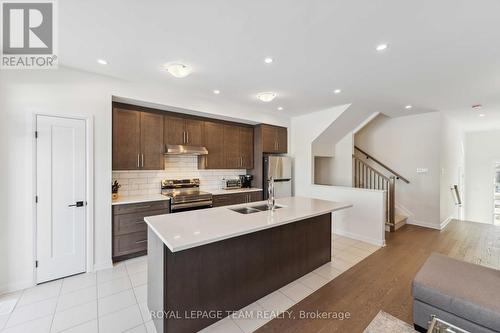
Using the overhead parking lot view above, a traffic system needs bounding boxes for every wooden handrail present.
[354,146,410,184]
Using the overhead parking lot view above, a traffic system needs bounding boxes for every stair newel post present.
[388,176,396,232]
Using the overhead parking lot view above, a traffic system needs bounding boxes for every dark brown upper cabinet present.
[223,124,241,169]
[164,116,203,146]
[239,126,254,169]
[222,124,254,169]
[113,107,141,170]
[164,116,185,145]
[140,112,164,170]
[199,121,224,169]
[259,124,287,154]
[185,119,204,146]
[113,107,164,170]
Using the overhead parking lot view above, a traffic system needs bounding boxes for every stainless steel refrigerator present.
[263,155,293,199]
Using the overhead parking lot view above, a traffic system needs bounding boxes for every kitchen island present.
[145,196,351,333]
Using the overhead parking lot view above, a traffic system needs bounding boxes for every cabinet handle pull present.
[141,154,144,167]
[135,239,147,244]
[137,154,140,168]
[186,131,189,143]
[240,156,243,167]
[183,131,186,144]
[135,220,144,224]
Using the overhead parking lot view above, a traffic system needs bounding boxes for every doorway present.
[35,115,88,283]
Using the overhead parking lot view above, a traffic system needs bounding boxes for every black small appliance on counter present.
[239,174,253,188]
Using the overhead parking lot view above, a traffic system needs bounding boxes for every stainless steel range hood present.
[164,144,208,155]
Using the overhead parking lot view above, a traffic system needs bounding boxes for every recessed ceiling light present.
[97,59,107,65]
[376,43,388,52]
[405,105,413,109]
[277,106,283,111]
[163,63,192,78]
[257,92,277,102]
[334,89,341,94]
[213,90,220,94]
[479,113,485,117]
[264,57,273,64]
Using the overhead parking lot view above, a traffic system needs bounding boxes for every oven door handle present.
[171,200,213,211]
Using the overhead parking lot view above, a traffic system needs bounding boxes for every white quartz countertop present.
[209,188,262,195]
[112,194,170,205]
[145,196,352,252]
[112,189,262,205]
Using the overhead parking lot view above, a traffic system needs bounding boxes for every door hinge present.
[35,131,38,139]
[35,260,38,268]
[35,195,38,203]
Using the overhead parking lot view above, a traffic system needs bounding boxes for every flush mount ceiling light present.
[97,59,107,65]
[277,106,283,111]
[376,43,388,52]
[333,89,341,94]
[405,105,413,109]
[213,90,220,94]
[264,57,273,64]
[257,92,277,102]
[472,104,482,110]
[163,63,192,78]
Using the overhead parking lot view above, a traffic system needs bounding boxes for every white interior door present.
[36,115,86,283]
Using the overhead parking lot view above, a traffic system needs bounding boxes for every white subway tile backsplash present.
[113,156,246,196]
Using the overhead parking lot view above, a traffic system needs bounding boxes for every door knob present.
[68,201,85,207]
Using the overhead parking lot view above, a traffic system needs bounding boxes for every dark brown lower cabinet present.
[148,213,332,333]
[212,191,262,207]
[112,200,170,262]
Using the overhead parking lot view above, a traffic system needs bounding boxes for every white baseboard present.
[439,215,454,230]
[333,230,385,247]
[0,280,34,296]
[407,220,441,230]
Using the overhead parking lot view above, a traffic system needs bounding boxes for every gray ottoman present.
[412,253,500,333]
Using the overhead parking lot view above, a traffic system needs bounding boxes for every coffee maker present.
[239,174,253,188]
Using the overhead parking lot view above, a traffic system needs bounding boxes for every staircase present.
[394,214,408,230]
[353,146,410,232]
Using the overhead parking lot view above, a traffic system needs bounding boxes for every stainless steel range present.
[161,178,212,212]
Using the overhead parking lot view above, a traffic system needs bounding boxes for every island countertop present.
[145,196,352,252]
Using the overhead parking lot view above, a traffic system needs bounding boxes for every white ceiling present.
[60,0,500,127]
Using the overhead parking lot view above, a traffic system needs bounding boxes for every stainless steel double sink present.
[230,204,283,214]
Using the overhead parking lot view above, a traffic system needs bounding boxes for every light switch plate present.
[416,168,428,174]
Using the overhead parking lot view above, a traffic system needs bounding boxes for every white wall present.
[465,130,500,223]
[0,67,289,293]
[313,133,353,186]
[331,133,354,186]
[291,105,386,246]
[354,112,442,228]
[439,114,465,224]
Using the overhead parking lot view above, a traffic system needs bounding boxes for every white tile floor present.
[0,235,380,333]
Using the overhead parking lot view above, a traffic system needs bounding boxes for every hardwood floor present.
[256,220,500,333]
